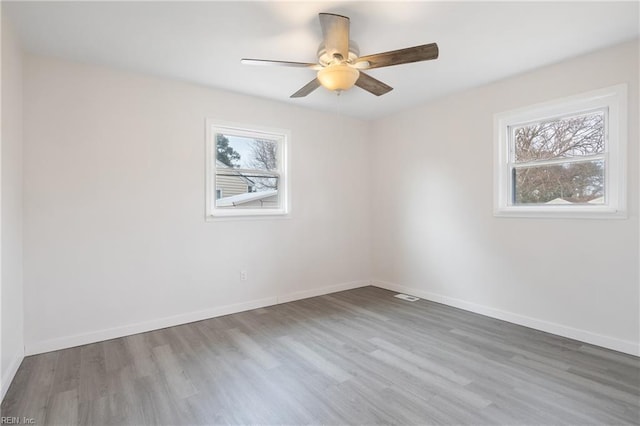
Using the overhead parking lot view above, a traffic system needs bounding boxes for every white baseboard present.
[26,296,278,355]
[25,280,371,356]
[25,279,637,357]
[373,280,639,357]
[1,349,24,401]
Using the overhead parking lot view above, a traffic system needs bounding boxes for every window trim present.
[493,84,627,219]
[205,119,290,220]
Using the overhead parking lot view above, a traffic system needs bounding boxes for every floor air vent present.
[394,294,420,302]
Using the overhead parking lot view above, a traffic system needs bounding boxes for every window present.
[206,120,290,218]
[494,84,627,218]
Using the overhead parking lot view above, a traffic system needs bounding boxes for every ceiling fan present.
[241,13,439,98]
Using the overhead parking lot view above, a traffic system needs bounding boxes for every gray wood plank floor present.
[2,286,639,425]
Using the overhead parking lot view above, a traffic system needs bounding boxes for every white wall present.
[22,55,371,354]
[1,15,25,398]
[17,40,640,358]
[371,40,639,355]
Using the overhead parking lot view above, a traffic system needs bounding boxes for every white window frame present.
[494,84,627,219]
[206,119,290,220]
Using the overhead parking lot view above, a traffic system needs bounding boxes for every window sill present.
[206,211,291,222]
[494,206,627,219]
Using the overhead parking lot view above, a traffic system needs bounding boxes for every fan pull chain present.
[335,90,345,143]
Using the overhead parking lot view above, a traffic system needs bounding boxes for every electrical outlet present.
[240,270,248,281]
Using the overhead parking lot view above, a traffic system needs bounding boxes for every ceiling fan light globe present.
[317,64,360,92]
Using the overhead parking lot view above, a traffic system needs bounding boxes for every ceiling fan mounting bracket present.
[317,41,359,66]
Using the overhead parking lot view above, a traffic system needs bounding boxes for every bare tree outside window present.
[250,139,277,170]
[512,111,605,204]
[249,139,278,190]
[514,113,604,161]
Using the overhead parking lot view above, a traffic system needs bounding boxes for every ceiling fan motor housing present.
[317,41,360,66]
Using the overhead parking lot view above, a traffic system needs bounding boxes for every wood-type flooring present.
[2,286,639,425]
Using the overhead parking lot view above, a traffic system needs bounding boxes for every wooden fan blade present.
[319,13,350,61]
[241,59,321,69]
[290,78,321,98]
[355,72,393,96]
[355,43,439,70]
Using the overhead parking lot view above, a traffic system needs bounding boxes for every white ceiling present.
[5,1,639,120]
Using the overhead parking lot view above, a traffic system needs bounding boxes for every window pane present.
[513,160,604,205]
[216,133,278,171]
[215,172,279,209]
[513,111,605,162]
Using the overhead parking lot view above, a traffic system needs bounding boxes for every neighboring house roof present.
[545,197,605,204]
[216,190,278,207]
[545,198,572,204]
[216,160,254,185]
